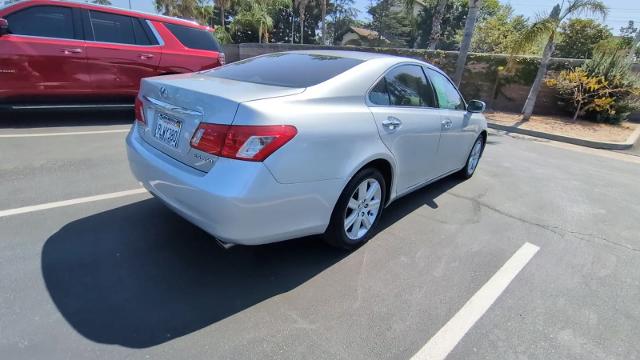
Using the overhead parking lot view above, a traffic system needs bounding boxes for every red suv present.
[0,0,224,110]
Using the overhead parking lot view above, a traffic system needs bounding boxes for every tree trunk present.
[629,28,640,61]
[321,0,327,45]
[300,12,305,44]
[428,0,447,50]
[291,9,294,44]
[452,0,481,86]
[219,3,224,28]
[572,101,582,122]
[258,23,262,44]
[522,37,555,121]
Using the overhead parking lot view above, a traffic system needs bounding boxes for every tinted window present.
[6,6,75,39]
[206,53,364,88]
[165,23,220,51]
[369,78,390,105]
[384,65,436,107]
[89,11,150,45]
[426,68,465,110]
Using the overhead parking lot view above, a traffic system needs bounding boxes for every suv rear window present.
[205,53,364,88]
[165,23,220,51]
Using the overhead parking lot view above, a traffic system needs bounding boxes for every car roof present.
[2,0,209,30]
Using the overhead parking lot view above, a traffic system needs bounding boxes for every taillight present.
[218,53,226,66]
[134,96,145,125]
[190,124,297,162]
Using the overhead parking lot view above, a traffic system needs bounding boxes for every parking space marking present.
[0,129,130,138]
[410,242,540,360]
[0,188,147,218]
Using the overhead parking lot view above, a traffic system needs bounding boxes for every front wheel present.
[458,135,484,179]
[324,168,386,250]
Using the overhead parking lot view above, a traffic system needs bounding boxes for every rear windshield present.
[165,23,221,52]
[205,53,364,88]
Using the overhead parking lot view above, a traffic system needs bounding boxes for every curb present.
[488,122,640,150]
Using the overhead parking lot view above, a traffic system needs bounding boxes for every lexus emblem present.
[159,86,168,98]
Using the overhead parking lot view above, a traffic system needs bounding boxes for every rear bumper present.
[126,125,342,245]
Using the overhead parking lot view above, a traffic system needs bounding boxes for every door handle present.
[441,119,453,129]
[139,53,154,60]
[382,116,402,131]
[61,48,83,54]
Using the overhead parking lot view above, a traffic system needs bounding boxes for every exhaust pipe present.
[216,238,235,250]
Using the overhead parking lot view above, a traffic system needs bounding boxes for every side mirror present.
[0,18,8,36]
[467,100,486,113]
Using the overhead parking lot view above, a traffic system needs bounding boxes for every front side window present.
[426,68,465,110]
[89,10,150,45]
[6,6,75,39]
[384,65,436,107]
[165,23,221,52]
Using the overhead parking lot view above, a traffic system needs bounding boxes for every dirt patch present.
[486,111,637,143]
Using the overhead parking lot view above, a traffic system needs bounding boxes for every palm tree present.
[452,0,482,86]
[428,0,447,50]
[295,0,310,44]
[232,0,290,43]
[217,0,233,28]
[513,0,608,121]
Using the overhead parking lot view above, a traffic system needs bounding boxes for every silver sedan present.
[126,50,487,249]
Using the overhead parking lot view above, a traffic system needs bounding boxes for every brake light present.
[135,96,145,125]
[190,124,297,162]
[218,53,226,66]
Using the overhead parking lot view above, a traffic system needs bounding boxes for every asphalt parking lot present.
[1,111,640,360]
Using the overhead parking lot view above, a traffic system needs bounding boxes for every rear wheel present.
[324,168,386,250]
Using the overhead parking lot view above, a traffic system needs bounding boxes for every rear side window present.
[426,68,465,110]
[88,10,152,45]
[206,53,363,88]
[383,65,436,107]
[165,23,220,51]
[6,5,75,39]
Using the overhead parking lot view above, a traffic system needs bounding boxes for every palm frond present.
[510,16,558,55]
[561,0,608,20]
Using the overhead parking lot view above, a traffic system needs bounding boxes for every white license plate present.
[154,113,182,148]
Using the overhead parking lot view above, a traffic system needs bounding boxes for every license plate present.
[154,113,182,148]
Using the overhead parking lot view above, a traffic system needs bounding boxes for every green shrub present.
[546,39,640,124]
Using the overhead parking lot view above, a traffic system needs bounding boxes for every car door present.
[368,64,442,194]
[0,5,88,103]
[83,9,161,99]
[425,68,474,175]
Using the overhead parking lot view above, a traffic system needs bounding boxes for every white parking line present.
[410,242,540,360]
[0,129,130,138]
[0,188,148,218]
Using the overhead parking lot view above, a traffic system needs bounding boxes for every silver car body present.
[126,50,487,245]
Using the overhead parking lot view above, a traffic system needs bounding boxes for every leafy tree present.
[294,0,310,44]
[554,19,611,59]
[511,0,608,121]
[368,0,415,48]
[452,0,482,86]
[619,21,640,61]
[326,0,359,45]
[471,5,531,54]
[428,0,447,49]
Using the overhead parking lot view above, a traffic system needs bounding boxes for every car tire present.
[458,135,485,180]
[324,168,387,250]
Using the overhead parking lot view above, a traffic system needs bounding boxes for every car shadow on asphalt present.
[0,110,133,129]
[41,176,465,349]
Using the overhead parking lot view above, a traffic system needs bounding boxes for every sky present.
[98,0,639,35]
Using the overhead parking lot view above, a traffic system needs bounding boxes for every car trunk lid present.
[138,73,304,172]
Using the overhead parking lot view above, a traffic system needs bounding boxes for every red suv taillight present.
[190,124,297,162]
[218,53,226,66]
[134,96,146,125]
